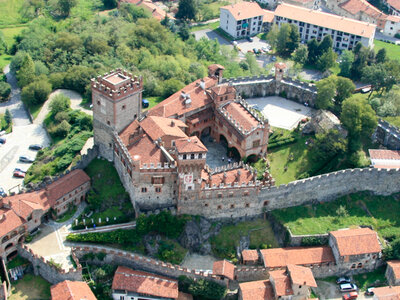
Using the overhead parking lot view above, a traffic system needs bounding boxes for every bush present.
[21,78,52,105]
[301,236,328,246]
[179,276,226,300]
[54,120,71,137]
[0,82,11,101]
[55,111,70,123]
[50,94,71,115]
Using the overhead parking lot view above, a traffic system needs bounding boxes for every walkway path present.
[70,221,136,234]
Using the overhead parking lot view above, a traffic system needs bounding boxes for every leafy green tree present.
[315,76,336,109]
[339,50,354,78]
[50,94,70,115]
[318,35,332,54]
[361,64,396,95]
[292,44,308,66]
[266,24,279,50]
[21,78,52,105]
[162,78,185,98]
[176,0,197,21]
[286,24,300,55]
[376,48,387,64]
[55,120,71,137]
[341,94,377,151]
[0,32,7,55]
[0,82,11,101]
[119,3,150,22]
[276,24,299,56]
[307,38,319,65]
[34,61,49,76]
[335,76,355,105]
[4,109,12,126]
[317,48,337,72]
[56,0,77,17]
[311,129,347,161]
[350,46,370,80]
[102,0,117,9]
[384,238,400,260]
[17,54,35,88]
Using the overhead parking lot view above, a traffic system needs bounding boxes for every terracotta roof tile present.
[208,64,225,75]
[269,270,294,296]
[5,191,49,220]
[373,286,400,300]
[369,149,400,160]
[260,246,335,268]
[210,85,236,96]
[149,77,217,118]
[287,264,317,287]
[222,102,260,132]
[201,168,255,187]
[239,279,274,300]
[51,280,97,300]
[373,165,400,169]
[242,249,259,263]
[127,134,167,166]
[330,228,381,256]
[140,116,188,142]
[387,0,400,11]
[386,14,400,22]
[339,0,385,19]
[0,208,24,237]
[221,2,265,20]
[213,260,236,280]
[275,3,376,38]
[112,266,179,299]
[175,136,207,153]
[387,261,400,280]
[263,9,275,23]
[178,292,193,300]
[46,170,90,204]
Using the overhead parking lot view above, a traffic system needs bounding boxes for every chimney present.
[200,79,206,90]
[171,120,175,127]
[223,171,228,184]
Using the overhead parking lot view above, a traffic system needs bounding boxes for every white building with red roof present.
[369,149,400,169]
[384,0,400,16]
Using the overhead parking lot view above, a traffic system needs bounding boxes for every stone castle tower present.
[91,69,143,160]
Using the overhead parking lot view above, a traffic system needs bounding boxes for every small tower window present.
[198,153,202,159]
[122,105,126,110]
[183,154,187,160]
[141,187,147,193]
[97,100,100,105]
[107,121,111,125]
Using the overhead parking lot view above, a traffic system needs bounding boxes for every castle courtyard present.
[246,96,314,130]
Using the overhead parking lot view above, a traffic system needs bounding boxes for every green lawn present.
[211,218,278,261]
[353,267,387,291]
[0,26,27,70]
[9,274,51,300]
[374,40,400,62]
[144,96,164,110]
[0,0,26,27]
[271,192,400,240]
[190,21,220,32]
[7,255,29,269]
[384,116,400,128]
[56,206,77,223]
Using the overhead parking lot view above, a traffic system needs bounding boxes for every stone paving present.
[181,253,216,271]
[202,137,240,169]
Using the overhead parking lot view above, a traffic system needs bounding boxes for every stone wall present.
[287,230,329,247]
[374,119,400,150]
[17,245,82,284]
[72,146,98,170]
[235,266,269,282]
[72,245,225,285]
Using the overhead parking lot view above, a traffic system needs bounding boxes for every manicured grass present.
[384,116,400,128]
[9,274,51,300]
[27,102,43,120]
[211,218,278,261]
[56,206,77,223]
[70,0,103,20]
[190,21,220,32]
[144,96,164,109]
[271,192,400,240]
[1,26,27,46]
[214,27,234,41]
[0,0,26,27]
[353,266,387,291]
[7,255,29,269]
[0,54,12,70]
[374,40,400,62]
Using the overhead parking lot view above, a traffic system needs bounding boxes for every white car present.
[340,283,358,292]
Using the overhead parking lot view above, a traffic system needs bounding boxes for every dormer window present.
[183,154,187,160]
[198,153,202,159]
[190,154,195,159]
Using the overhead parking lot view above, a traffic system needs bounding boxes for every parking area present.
[315,280,369,300]
[235,36,270,54]
[246,96,314,130]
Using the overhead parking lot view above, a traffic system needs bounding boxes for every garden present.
[9,274,51,300]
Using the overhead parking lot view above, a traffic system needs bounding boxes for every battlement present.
[237,97,267,124]
[140,162,176,170]
[91,68,143,101]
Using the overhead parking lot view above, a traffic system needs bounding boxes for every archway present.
[18,236,24,244]
[246,154,258,163]
[219,135,228,147]
[201,127,211,137]
[191,131,200,137]
[7,250,18,262]
[5,243,13,251]
[228,146,241,160]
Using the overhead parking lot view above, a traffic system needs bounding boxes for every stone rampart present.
[374,119,400,149]
[72,146,98,170]
[235,266,269,282]
[287,230,329,247]
[17,245,82,284]
[72,245,225,285]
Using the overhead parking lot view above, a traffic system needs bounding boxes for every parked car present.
[19,156,34,163]
[13,171,25,178]
[271,56,277,61]
[340,283,358,292]
[336,277,351,284]
[0,130,6,136]
[246,36,253,42]
[29,144,42,150]
[0,137,6,144]
[365,288,374,296]
[14,167,27,173]
[0,187,6,197]
[343,292,358,300]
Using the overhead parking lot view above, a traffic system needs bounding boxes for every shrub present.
[301,236,328,246]
[0,82,11,101]
[54,120,71,137]
[50,94,71,115]
[179,276,226,300]
[21,78,52,105]
[55,111,70,123]
[56,153,74,171]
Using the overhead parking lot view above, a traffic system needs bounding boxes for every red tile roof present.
[274,3,377,38]
[387,0,400,11]
[221,2,265,20]
[46,169,90,203]
[373,286,400,300]
[175,136,207,153]
[210,85,236,96]
[140,116,188,142]
[369,149,400,160]
[213,260,236,280]
[178,292,193,300]
[263,9,275,23]
[330,228,381,256]
[127,133,167,166]
[201,168,255,187]
[242,249,259,263]
[149,77,217,118]
[260,246,335,268]
[386,14,400,22]
[5,191,49,220]
[387,261,400,280]
[51,280,97,300]
[269,270,294,296]
[112,266,179,299]
[222,102,260,132]
[339,0,385,19]
[239,280,274,300]
[287,264,317,287]
[0,208,24,237]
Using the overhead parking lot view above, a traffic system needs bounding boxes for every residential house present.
[373,285,400,300]
[242,249,259,265]
[51,280,97,300]
[384,0,400,16]
[213,260,236,283]
[369,149,400,169]
[383,15,400,36]
[386,261,400,286]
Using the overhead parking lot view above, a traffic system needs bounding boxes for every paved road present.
[0,65,50,193]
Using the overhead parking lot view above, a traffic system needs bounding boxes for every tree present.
[55,0,77,17]
[21,78,52,105]
[362,64,393,95]
[292,44,308,66]
[0,32,6,56]
[102,0,117,9]
[266,25,279,50]
[318,35,333,55]
[0,82,11,101]
[311,129,347,161]
[176,0,197,21]
[50,94,70,115]
[55,120,71,137]
[16,54,35,88]
[317,48,337,72]
[335,76,355,105]
[341,94,378,151]
[4,109,12,126]
[286,24,300,55]
[339,50,354,78]
[307,38,319,65]
[315,76,336,109]
[276,23,291,56]
[376,48,387,64]
[384,238,400,260]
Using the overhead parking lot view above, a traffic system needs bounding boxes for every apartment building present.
[273,3,376,50]
[220,2,265,38]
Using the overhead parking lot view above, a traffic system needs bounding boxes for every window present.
[357,263,363,268]
[245,203,250,208]
[205,203,209,207]
[217,205,222,209]
[190,153,195,159]
[252,140,260,147]
[97,100,100,105]
[122,105,126,110]
[263,201,269,206]
[183,154,187,160]
[351,264,356,269]
[107,121,111,125]
[141,187,147,193]
[155,187,161,193]
[243,191,249,196]
[198,153,202,159]
[152,177,164,184]
[230,204,235,209]
[218,193,222,198]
